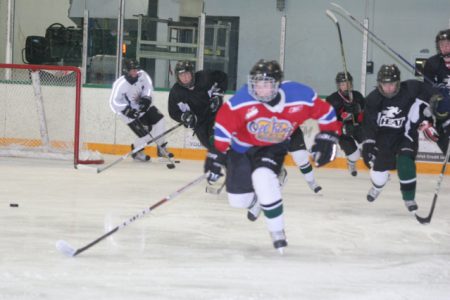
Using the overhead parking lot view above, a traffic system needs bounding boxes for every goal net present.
[0,63,103,166]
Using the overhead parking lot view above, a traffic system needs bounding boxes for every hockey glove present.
[429,93,449,120]
[181,111,197,128]
[362,140,376,168]
[209,95,223,113]
[138,96,152,112]
[419,120,439,142]
[311,131,338,167]
[122,105,139,119]
[203,151,225,184]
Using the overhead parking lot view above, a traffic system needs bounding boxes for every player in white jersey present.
[209,59,341,253]
[109,59,172,161]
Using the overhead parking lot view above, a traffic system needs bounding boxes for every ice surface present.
[1,157,449,299]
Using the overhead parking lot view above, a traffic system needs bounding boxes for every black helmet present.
[248,59,283,102]
[377,64,400,83]
[174,60,195,88]
[249,59,283,82]
[123,58,140,73]
[435,29,450,56]
[335,72,353,84]
[377,64,401,98]
[122,58,140,84]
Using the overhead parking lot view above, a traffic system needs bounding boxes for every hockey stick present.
[329,3,437,86]
[56,173,207,257]
[135,119,179,170]
[415,142,450,224]
[77,123,183,173]
[326,9,356,125]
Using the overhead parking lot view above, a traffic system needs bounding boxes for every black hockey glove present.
[181,111,197,128]
[122,105,139,119]
[209,95,223,113]
[138,96,152,112]
[311,131,339,167]
[362,140,376,168]
[203,151,225,184]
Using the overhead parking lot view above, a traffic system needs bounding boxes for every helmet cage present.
[377,64,401,98]
[175,61,195,88]
[436,29,450,57]
[247,74,280,103]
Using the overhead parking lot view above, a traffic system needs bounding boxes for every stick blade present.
[415,213,431,225]
[56,240,77,257]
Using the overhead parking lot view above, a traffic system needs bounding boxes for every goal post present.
[0,63,103,166]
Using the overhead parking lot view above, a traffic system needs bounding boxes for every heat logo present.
[247,117,292,143]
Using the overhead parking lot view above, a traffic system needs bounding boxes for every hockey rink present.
[1,157,450,300]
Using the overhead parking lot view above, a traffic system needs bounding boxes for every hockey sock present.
[252,167,284,231]
[347,149,360,164]
[397,154,416,201]
[227,192,254,208]
[370,169,389,188]
[291,149,315,182]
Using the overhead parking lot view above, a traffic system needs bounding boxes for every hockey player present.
[110,58,172,161]
[326,72,365,176]
[168,60,228,183]
[209,59,340,252]
[362,64,436,213]
[422,29,450,155]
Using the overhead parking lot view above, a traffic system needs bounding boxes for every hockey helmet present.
[248,59,283,102]
[377,64,401,98]
[435,29,450,56]
[122,58,140,84]
[335,72,353,84]
[175,60,195,88]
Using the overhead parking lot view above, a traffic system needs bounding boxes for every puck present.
[10,203,19,207]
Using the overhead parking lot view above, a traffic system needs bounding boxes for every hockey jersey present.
[109,70,153,124]
[214,81,340,153]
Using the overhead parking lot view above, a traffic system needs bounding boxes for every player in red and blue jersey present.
[204,59,340,253]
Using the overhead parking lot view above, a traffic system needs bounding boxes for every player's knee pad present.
[291,149,310,166]
[227,192,254,208]
[251,167,282,206]
[370,169,389,187]
[347,149,360,163]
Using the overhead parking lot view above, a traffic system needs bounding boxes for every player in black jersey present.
[362,64,435,213]
[326,72,365,176]
[422,29,450,155]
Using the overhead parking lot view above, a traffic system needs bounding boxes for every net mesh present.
[0,64,103,165]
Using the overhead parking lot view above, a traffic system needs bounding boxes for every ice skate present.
[367,186,381,202]
[404,200,418,212]
[270,230,287,254]
[132,150,150,162]
[347,160,357,177]
[247,197,261,222]
[157,142,174,158]
[307,180,322,193]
